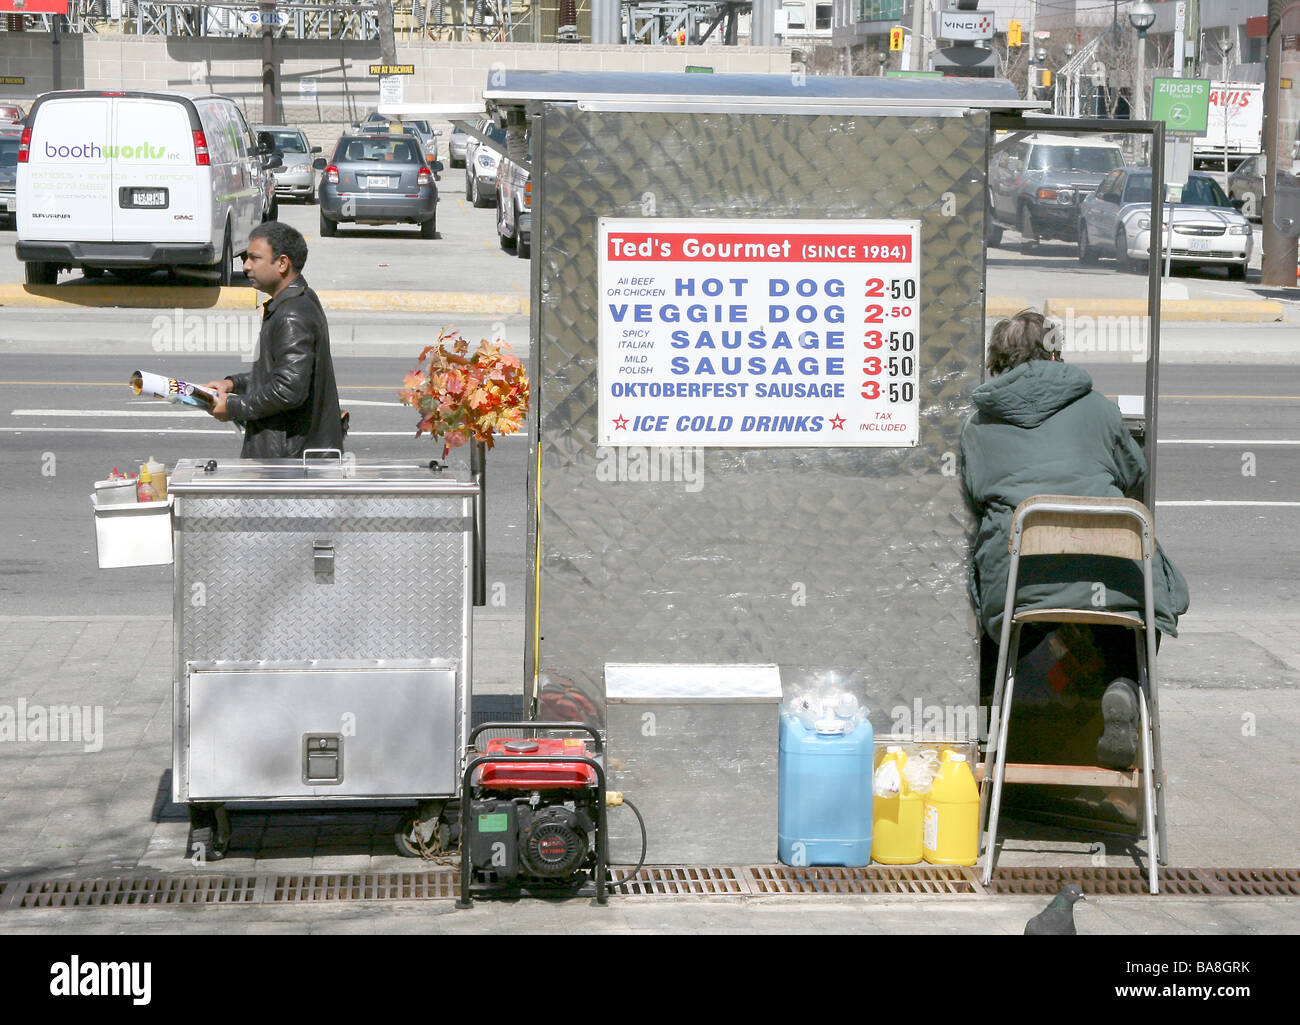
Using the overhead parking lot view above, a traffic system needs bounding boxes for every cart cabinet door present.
[185,665,458,799]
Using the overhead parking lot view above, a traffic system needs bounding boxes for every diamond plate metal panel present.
[528,108,987,733]
[177,495,471,663]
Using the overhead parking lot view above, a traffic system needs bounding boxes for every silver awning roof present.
[482,70,1047,114]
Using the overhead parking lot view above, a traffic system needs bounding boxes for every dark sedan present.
[0,127,21,227]
[315,134,442,238]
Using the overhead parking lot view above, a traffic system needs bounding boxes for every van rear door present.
[111,96,207,243]
[19,94,114,241]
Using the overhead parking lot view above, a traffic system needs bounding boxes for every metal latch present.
[303,734,344,785]
[313,538,334,578]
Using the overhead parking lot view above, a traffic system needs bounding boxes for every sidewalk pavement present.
[0,608,1297,934]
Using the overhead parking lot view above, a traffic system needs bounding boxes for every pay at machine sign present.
[597,218,921,448]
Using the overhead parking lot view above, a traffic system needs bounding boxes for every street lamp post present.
[1128,0,1156,121]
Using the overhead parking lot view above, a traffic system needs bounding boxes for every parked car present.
[988,134,1126,247]
[448,122,469,167]
[1226,154,1265,221]
[0,101,24,125]
[0,126,20,227]
[256,124,321,203]
[1078,168,1253,279]
[315,133,442,238]
[496,126,531,258]
[403,119,441,165]
[16,89,274,285]
[464,118,506,208]
[355,113,440,165]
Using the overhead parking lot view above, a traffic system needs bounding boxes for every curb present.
[1043,298,1287,323]
[0,284,530,315]
[0,283,1284,322]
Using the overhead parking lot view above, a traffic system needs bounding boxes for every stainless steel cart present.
[167,454,481,857]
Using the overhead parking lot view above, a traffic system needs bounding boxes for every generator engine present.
[465,738,601,890]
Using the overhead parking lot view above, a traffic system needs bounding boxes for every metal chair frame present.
[979,495,1167,894]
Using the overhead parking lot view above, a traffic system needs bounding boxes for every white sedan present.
[1077,169,1253,279]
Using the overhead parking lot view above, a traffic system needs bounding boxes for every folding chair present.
[978,495,1167,893]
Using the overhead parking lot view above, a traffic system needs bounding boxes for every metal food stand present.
[166,455,481,855]
[479,70,1169,863]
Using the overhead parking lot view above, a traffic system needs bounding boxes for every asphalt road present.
[0,352,532,620]
[0,165,1296,625]
[2,354,1296,622]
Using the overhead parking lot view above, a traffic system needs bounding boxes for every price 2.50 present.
[863,278,918,300]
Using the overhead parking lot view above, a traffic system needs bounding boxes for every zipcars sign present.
[1151,77,1211,137]
[597,218,922,448]
[0,1,71,12]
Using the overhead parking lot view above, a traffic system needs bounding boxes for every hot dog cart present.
[165,454,481,857]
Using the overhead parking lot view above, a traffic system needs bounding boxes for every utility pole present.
[261,0,278,124]
[379,0,396,63]
[1027,0,1037,97]
[1260,0,1298,286]
[910,0,926,75]
[1181,0,1199,78]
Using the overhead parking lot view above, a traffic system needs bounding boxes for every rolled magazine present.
[129,370,216,411]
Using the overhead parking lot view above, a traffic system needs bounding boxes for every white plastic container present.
[93,477,139,506]
[91,493,173,568]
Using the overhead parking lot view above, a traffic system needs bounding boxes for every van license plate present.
[121,187,168,209]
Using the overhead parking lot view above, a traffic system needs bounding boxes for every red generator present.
[458,721,608,907]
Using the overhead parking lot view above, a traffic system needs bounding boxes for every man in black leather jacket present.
[205,222,344,458]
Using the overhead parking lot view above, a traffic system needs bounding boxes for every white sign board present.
[597,218,922,448]
[379,75,404,105]
[299,77,317,99]
[934,10,994,41]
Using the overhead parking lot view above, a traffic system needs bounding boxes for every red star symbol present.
[613,415,629,430]
[830,414,846,430]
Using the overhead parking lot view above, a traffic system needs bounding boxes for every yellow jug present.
[922,750,979,866]
[872,746,923,864]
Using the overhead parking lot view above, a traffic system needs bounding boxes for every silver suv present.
[988,135,1126,247]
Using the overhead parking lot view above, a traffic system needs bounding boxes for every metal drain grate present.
[17,875,259,908]
[610,866,747,896]
[988,867,1211,896]
[3,866,1298,907]
[746,866,983,896]
[1209,869,1300,897]
[272,872,459,902]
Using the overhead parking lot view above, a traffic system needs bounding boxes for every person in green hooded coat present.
[960,310,1189,769]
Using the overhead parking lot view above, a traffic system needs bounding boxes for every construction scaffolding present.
[624,0,747,45]
[3,0,760,43]
[0,1,532,40]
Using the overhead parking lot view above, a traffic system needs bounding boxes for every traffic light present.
[1040,69,1053,88]
[889,27,904,51]
[1008,20,1022,47]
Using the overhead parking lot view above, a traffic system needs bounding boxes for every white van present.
[16,90,273,285]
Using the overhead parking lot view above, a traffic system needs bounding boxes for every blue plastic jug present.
[778,711,874,867]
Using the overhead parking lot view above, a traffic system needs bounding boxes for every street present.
[0,164,1297,622]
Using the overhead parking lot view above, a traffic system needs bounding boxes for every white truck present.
[1193,82,1263,168]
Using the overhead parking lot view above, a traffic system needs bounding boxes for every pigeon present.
[1024,884,1086,935]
